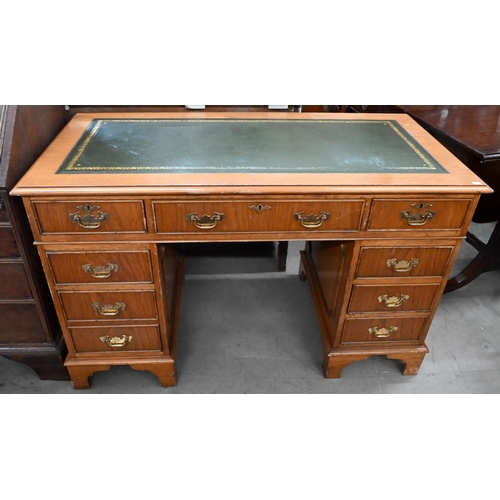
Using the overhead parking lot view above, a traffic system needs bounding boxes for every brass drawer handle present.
[378,294,410,308]
[99,334,133,347]
[91,301,126,316]
[69,204,109,229]
[386,257,420,272]
[400,203,436,226]
[186,212,225,229]
[293,211,331,228]
[82,263,119,278]
[368,326,398,338]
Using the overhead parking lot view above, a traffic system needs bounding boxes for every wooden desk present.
[11,112,491,388]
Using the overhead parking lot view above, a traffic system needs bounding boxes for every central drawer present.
[46,250,153,285]
[153,200,364,233]
[58,290,157,322]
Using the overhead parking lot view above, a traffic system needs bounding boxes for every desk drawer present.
[0,227,19,257]
[59,290,157,321]
[153,200,364,233]
[32,200,147,234]
[341,317,427,345]
[46,250,153,285]
[70,325,162,353]
[367,199,471,231]
[0,303,46,344]
[348,284,440,313]
[356,246,455,278]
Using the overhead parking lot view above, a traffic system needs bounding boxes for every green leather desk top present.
[56,118,448,175]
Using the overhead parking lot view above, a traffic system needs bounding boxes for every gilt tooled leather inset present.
[56,119,448,174]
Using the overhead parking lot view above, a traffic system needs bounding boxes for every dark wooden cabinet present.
[0,105,70,379]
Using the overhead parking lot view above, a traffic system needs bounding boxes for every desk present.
[11,112,491,388]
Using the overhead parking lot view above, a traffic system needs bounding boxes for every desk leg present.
[277,241,288,271]
[445,221,500,293]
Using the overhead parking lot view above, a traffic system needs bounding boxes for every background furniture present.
[12,112,490,388]
[0,105,70,379]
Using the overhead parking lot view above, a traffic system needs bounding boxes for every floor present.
[1,222,499,394]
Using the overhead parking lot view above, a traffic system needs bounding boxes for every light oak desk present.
[11,112,491,389]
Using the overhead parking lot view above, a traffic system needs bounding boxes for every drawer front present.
[0,227,20,257]
[341,317,427,345]
[356,246,455,278]
[70,325,161,353]
[0,302,46,344]
[367,199,471,230]
[348,284,440,313]
[0,262,32,300]
[32,200,147,234]
[47,250,153,285]
[59,290,157,321]
[153,200,364,233]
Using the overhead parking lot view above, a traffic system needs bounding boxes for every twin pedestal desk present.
[11,113,491,389]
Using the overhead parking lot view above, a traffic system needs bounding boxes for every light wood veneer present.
[11,112,492,388]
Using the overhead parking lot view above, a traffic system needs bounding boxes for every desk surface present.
[11,112,491,197]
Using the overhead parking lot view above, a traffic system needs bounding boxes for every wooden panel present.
[0,226,19,257]
[348,284,440,313]
[32,200,147,234]
[0,261,32,299]
[367,199,471,230]
[46,249,153,284]
[58,290,157,321]
[356,245,454,278]
[153,200,364,234]
[341,317,427,345]
[0,302,46,344]
[310,240,354,319]
[70,325,161,353]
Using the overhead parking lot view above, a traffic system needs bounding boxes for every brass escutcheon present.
[378,294,410,308]
[91,302,126,316]
[186,212,225,229]
[293,211,331,228]
[386,257,420,272]
[82,263,119,278]
[249,204,272,213]
[400,203,436,226]
[368,326,398,338]
[99,334,133,347]
[69,204,109,229]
